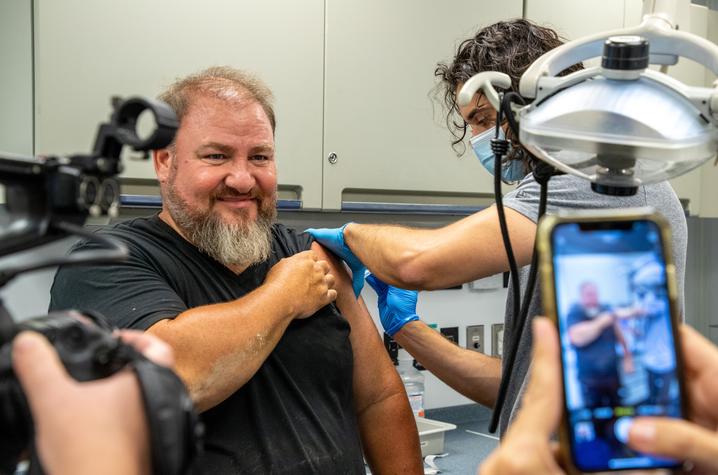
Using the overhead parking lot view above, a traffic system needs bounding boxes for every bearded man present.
[49,67,422,475]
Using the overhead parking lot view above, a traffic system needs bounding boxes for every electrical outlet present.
[466,325,485,353]
[440,326,459,345]
[492,324,504,357]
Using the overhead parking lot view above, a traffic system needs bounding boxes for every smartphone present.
[537,208,686,473]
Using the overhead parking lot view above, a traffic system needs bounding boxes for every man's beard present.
[165,182,277,268]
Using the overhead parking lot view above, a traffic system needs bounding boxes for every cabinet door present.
[322,0,522,211]
[0,0,33,156]
[34,0,325,209]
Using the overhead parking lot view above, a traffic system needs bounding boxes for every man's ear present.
[154,148,172,184]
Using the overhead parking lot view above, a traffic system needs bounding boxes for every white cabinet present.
[322,0,522,210]
[700,8,718,218]
[34,0,325,208]
[0,0,33,156]
[525,0,630,45]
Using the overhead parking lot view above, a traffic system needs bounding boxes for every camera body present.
[0,311,201,475]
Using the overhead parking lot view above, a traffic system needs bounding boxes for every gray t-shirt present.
[498,173,687,437]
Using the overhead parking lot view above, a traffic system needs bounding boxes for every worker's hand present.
[306,224,366,297]
[365,273,419,337]
[265,250,337,319]
[478,317,565,475]
[628,324,718,473]
[12,330,174,475]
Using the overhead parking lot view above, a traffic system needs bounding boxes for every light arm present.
[343,205,536,290]
[394,321,501,408]
[568,312,615,348]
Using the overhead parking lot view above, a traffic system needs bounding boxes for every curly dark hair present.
[435,18,582,171]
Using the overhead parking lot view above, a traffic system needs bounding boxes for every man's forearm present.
[358,390,423,475]
[395,321,501,408]
[147,283,294,412]
[569,313,614,348]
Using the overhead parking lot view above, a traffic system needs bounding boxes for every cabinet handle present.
[327,152,338,164]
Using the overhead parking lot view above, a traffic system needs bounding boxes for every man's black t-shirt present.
[49,215,365,474]
[566,304,619,384]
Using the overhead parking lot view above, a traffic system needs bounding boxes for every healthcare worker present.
[308,18,688,437]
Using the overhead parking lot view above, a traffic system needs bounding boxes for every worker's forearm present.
[343,223,431,289]
[358,391,423,475]
[344,207,537,291]
[146,283,294,412]
[394,321,502,408]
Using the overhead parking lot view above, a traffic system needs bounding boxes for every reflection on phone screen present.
[552,220,682,472]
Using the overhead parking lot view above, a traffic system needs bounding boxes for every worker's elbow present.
[394,249,436,290]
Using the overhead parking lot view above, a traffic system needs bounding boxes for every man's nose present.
[224,160,256,192]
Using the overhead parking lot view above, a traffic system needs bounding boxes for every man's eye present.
[250,155,270,162]
[204,154,226,160]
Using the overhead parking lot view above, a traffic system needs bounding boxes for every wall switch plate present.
[492,324,504,357]
[466,325,485,353]
[440,326,459,345]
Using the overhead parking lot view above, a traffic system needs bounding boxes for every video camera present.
[0,97,202,474]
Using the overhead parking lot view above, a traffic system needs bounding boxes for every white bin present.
[416,417,457,457]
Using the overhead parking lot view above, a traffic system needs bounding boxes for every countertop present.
[421,404,499,474]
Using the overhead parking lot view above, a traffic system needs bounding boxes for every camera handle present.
[0,299,14,350]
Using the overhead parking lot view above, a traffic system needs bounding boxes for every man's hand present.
[628,325,718,473]
[264,250,337,319]
[365,273,419,337]
[305,224,366,297]
[479,317,565,475]
[13,330,174,475]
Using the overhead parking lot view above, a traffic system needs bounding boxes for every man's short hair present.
[158,66,276,136]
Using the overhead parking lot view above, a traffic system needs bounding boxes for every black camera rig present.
[0,97,201,475]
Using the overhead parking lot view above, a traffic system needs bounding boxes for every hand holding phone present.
[628,324,718,473]
[480,319,718,475]
[538,209,687,472]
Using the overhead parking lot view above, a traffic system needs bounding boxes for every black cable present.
[0,221,128,287]
[491,109,522,337]
[486,97,521,433]
[487,92,554,434]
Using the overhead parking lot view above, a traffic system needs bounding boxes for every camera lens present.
[98,179,119,212]
[63,325,86,350]
[78,176,100,211]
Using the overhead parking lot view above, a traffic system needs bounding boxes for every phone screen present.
[551,219,683,472]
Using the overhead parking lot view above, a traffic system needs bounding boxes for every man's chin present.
[213,207,256,226]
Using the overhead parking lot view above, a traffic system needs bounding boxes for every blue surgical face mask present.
[470,127,526,183]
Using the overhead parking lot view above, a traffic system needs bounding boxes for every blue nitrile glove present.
[365,272,419,337]
[306,224,366,297]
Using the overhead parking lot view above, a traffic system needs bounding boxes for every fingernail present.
[629,420,656,443]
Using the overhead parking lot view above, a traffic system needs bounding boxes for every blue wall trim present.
[120,195,302,210]
[341,201,484,215]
